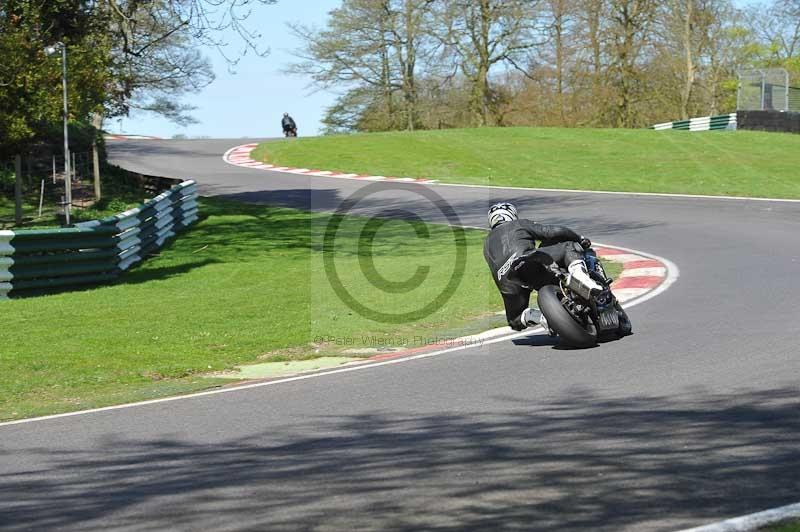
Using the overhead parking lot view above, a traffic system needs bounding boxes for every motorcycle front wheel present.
[537,285,598,348]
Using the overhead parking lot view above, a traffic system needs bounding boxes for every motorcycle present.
[511,249,632,348]
[284,126,297,138]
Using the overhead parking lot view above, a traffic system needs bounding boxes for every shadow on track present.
[1,389,798,531]
[215,188,663,238]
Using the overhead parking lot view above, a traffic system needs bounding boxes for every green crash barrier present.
[9,226,119,240]
[11,237,118,254]
[11,272,120,292]
[3,180,199,299]
[10,261,119,281]
[11,248,120,267]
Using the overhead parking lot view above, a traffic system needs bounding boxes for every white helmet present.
[487,202,518,229]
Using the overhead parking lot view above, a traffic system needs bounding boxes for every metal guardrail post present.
[14,155,23,226]
[785,70,790,112]
[92,112,102,201]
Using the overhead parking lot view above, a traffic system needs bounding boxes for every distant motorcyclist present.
[282,113,297,137]
[483,202,604,331]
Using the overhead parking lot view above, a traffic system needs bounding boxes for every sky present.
[121,0,761,139]
[119,0,343,138]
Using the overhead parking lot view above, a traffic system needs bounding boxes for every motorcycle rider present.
[483,202,606,332]
[281,113,297,136]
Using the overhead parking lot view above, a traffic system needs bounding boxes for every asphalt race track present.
[1,138,799,531]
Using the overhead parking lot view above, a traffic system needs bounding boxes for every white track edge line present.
[675,501,800,532]
[434,181,800,203]
[592,242,680,308]
[222,143,800,204]
[0,328,534,428]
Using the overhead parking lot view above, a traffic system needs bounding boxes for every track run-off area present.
[1,137,798,531]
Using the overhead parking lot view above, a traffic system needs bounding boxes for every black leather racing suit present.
[483,219,586,331]
[282,116,297,132]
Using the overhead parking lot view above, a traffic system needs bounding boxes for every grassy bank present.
[1,197,622,420]
[251,127,800,199]
[0,193,142,229]
[0,198,508,420]
[764,520,800,532]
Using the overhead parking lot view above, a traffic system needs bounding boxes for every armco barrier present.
[651,113,737,131]
[0,180,198,300]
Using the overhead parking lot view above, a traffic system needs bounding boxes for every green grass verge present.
[764,520,800,532]
[251,127,800,199]
[0,189,141,229]
[1,198,625,421]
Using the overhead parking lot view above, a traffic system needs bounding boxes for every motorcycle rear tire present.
[538,285,598,348]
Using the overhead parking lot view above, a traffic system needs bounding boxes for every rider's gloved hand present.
[579,236,592,249]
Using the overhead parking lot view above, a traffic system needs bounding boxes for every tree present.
[103,2,212,125]
[747,0,800,78]
[436,0,546,126]
[290,0,398,131]
[606,0,658,127]
[703,4,757,114]
[660,0,698,119]
[103,0,276,124]
[0,0,111,154]
[384,0,438,130]
[0,0,275,154]
[290,0,437,132]
[568,0,613,125]
[295,0,791,133]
